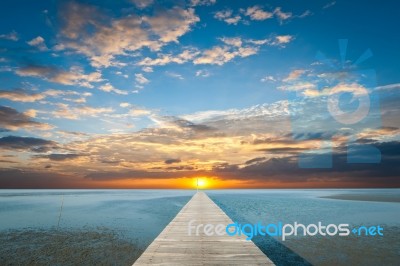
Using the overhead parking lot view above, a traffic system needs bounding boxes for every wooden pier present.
[133,191,274,265]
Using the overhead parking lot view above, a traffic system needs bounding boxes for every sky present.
[0,0,399,188]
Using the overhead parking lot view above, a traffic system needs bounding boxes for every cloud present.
[16,65,103,88]
[59,1,101,40]
[283,69,306,82]
[210,140,400,185]
[276,35,293,44]
[0,89,91,104]
[193,46,237,65]
[99,83,128,95]
[271,35,294,46]
[58,2,200,67]
[0,30,18,41]
[144,7,200,43]
[135,73,149,84]
[195,70,210,77]
[52,104,114,120]
[375,83,400,91]
[190,0,216,6]
[74,135,400,187]
[24,109,38,118]
[278,82,316,92]
[182,101,289,123]
[220,37,242,47]
[151,116,217,134]
[142,66,153,72]
[245,157,267,165]
[137,49,199,66]
[2,94,392,188]
[76,106,113,116]
[193,37,261,65]
[274,7,292,22]
[166,71,184,80]
[306,83,370,98]
[84,169,205,181]
[131,0,153,9]
[214,10,241,25]
[0,89,46,102]
[27,36,48,51]
[164,158,181,164]
[0,106,53,131]
[247,35,294,48]
[129,108,152,117]
[44,89,92,104]
[243,6,273,21]
[218,6,294,25]
[0,136,57,153]
[280,82,370,99]
[120,102,131,108]
[323,1,336,9]
[35,153,84,161]
[115,71,129,78]
[298,10,313,18]
[260,76,276,82]
[0,169,83,188]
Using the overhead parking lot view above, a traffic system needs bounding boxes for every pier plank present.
[133,192,274,265]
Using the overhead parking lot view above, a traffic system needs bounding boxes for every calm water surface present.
[0,189,399,265]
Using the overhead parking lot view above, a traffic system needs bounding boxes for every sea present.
[0,189,399,265]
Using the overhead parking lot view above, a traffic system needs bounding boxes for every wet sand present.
[0,228,144,266]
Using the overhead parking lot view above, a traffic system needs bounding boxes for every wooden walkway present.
[133,191,274,265]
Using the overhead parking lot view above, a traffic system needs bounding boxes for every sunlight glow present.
[195,177,208,189]
[198,179,205,187]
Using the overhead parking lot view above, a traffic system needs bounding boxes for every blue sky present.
[0,0,399,188]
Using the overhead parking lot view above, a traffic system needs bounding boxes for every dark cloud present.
[380,126,399,132]
[35,153,84,161]
[161,116,218,133]
[15,64,102,88]
[0,106,51,131]
[85,169,208,180]
[173,118,216,132]
[16,64,57,77]
[136,116,222,143]
[164,158,181,164]
[256,147,307,154]
[100,158,124,164]
[252,136,302,145]
[245,157,266,165]
[0,89,45,102]
[0,169,82,188]
[213,162,239,172]
[166,166,195,170]
[0,136,57,153]
[0,159,16,163]
[373,141,400,158]
[2,140,399,188]
[213,141,400,187]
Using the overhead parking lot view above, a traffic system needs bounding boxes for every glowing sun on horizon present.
[195,177,208,189]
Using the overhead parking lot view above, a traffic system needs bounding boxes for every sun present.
[195,177,208,189]
[198,179,205,187]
